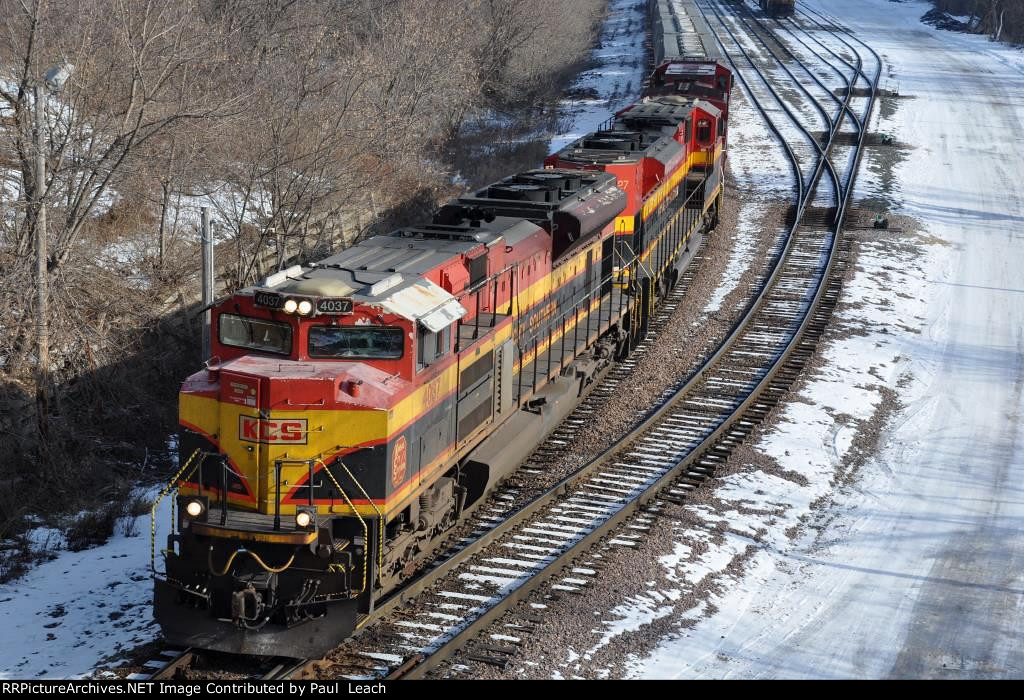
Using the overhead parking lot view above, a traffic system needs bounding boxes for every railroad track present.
[137,0,882,681]
[130,647,304,681]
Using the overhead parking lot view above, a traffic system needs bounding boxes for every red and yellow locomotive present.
[154,59,732,656]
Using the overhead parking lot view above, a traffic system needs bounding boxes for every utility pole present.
[28,64,73,441]
[201,207,214,360]
[34,82,49,434]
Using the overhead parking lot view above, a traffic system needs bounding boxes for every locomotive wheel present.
[711,190,724,229]
[614,318,633,360]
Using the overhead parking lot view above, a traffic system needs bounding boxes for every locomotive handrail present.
[449,165,705,357]
[317,459,370,596]
[503,127,712,392]
[454,264,517,353]
[150,447,204,574]
[448,175,699,353]
[513,262,636,401]
[452,261,518,302]
[638,151,712,209]
[335,460,385,578]
[208,547,296,576]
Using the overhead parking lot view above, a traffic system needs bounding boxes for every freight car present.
[153,59,732,657]
[759,0,796,17]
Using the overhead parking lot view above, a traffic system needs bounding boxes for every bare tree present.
[0,0,247,439]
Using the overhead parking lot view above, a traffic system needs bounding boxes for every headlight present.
[176,495,208,527]
[283,298,298,314]
[295,508,315,530]
[297,300,313,316]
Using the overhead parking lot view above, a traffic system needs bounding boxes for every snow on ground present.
[625,0,1024,679]
[549,0,648,152]
[0,489,172,678]
[701,197,763,314]
[701,87,790,313]
[698,4,794,315]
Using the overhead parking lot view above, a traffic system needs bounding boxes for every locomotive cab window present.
[308,326,404,359]
[697,118,712,144]
[218,313,292,355]
[418,323,451,370]
[468,254,487,287]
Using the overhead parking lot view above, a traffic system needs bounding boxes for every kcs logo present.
[238,415,308,444]
[391,436,408,488]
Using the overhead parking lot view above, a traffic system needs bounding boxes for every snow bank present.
[0,489,171,678]
[549,0,649,153]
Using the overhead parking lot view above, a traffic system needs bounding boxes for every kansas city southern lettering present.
[238,415,308,444]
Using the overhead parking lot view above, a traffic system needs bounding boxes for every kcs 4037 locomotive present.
[154,59,732,656]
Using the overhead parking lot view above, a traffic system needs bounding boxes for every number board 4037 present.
[316,298,354,315]
[253,291,284,309]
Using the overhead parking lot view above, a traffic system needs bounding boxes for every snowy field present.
[627,0,1024,679]
[0,490,171,678]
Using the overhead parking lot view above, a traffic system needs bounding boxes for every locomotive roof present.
[454,168,618,209]
[644,80,728,102]
[440,168,622,219]
[618,97,697,127]
[245,216,542,308]
[625,96,722,121]
[646,59,731,103]
[655,58,731,78]
[664,61,718,77]
[236,216,544,330]
[555,132,682,166]
[554,94,721,167]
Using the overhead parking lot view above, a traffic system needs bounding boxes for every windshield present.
[308,326,404,359]
[218,314,292,355]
